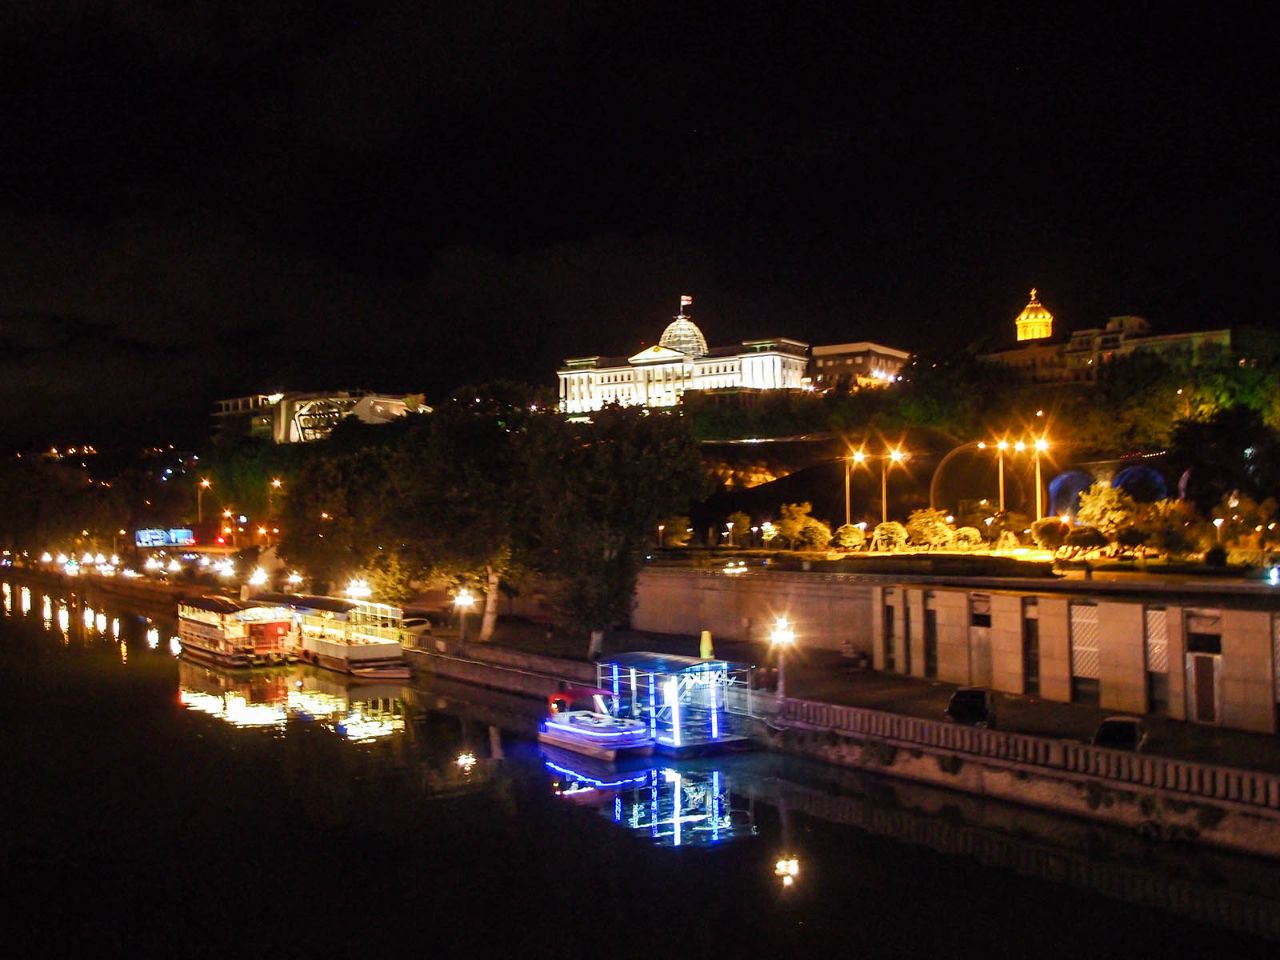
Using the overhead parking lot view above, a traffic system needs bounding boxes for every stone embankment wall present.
[772,696,1280,860]
[406,636,596,698]
[634,567,875,652]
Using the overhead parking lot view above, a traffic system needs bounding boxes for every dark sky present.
[1,2,1275,447]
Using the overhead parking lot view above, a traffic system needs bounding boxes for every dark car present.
[945,687,995,727]
[1091,716,1148,752]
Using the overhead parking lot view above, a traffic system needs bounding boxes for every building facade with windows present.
[982,289,1233,384]
[810,341,911,391]
[557,307,809,414]
[214,391,429,443]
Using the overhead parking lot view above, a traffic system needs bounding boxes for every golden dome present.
[1015,287,1053,341]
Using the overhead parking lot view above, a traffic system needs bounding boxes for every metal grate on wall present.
[1070,603,1100,680]
[1145,608,1169,674]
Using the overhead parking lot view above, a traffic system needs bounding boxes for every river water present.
[3,573,1279,957]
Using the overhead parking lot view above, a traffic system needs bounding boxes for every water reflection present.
[543,748,757,848]
[177,660,407,742]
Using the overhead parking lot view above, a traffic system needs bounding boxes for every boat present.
[249,592,411,680]
[177,595,295,668]
[537,688,655,761]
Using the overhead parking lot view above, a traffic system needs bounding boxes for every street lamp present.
[1033,438,1049,521]
[197,478,211,523]
[454,587,477,641]
[657,523,665,547]
[268,478,282,518]
[774,856,800,888]
[771,616,796,700]
[1213,517,1225,542]
[882,448,905,525]
[847,450,867,527]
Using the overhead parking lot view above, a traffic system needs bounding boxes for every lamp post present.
[848,450,867,526]
[454,587,476,641]
[1033,438,1048,520]
[197,478,211,524]
[771,616,796,700]
[657,523,665,547]
[268,478,282,518]
[881,448,905,525]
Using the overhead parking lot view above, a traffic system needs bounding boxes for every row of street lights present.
[845,435,1053,527]
[196,476,284,525]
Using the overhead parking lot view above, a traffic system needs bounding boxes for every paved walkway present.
[474,616,1280,776]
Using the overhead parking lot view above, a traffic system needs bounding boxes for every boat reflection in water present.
[543,746,757,847]
[178,660,406,742]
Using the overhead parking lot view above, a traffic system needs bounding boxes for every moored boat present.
[177,595,295,668]
[250,592,412,680]
[537,688,654,761]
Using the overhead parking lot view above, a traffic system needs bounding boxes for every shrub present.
[1031,517,1069,551]
[1204,545,1227,567]
[952,526,982,550]
[833,523,867,550]
[1066,526,1107,554]
[871,521,908,552]
[906,508,953,549]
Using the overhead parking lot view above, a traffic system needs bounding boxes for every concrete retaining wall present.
[634,567,875,652]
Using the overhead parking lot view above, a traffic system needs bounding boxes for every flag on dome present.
[680,295,693,306]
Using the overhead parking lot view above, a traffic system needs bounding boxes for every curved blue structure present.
[1113,465,1168,503]
[1049,470,1094,518]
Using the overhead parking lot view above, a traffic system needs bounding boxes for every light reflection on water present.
[3,572,1280,953]
[177,659,407,742]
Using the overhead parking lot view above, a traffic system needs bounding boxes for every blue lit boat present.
[537,688,654,761]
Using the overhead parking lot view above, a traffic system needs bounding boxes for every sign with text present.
[135,528,197,548]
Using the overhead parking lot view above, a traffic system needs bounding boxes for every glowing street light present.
[771,616,796,700]
[454,587,477,641]
[1033,437,1049,520]
[197,478,211,523]
[882,447,906,525]
[346,578,373,600]
[268,478,283,519]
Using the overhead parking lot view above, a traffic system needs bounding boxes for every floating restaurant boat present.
[537,687,655,761]
[176,595,295,668]
[250,592,411,680]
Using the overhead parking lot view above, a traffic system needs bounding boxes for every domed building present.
[558,297,809,414]
[1015,288,1054,341]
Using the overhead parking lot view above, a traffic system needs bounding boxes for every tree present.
[385,386,534,641]
[833,523,867,551]
[1076,481,1138,540]
[775,502,831,551]
[1116,527,1150,556]
[725,511,752,547]
[871,521,907,552]
[657,515,692,547]
[905,508,953,549]
[1030,518,1069,551]
[520,405,709,658]
[1065,526,1107,556]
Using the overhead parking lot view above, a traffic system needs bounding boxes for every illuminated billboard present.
[135,528,197,548]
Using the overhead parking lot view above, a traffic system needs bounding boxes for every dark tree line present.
[279,385,708,653]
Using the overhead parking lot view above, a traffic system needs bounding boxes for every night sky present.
[1,2,1275,446]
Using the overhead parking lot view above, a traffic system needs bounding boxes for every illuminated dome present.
[1015,287,1053,341]
[659,314,709,358]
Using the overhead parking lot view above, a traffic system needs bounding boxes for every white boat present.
[177,595,295,668]
[537,688,654,761]
[250,592,412,680]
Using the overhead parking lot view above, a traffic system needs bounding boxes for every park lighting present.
[346,578,373,600]
[454,587,477,641]
[882,448,907,525]
[1060,514,1071,525]
[1213,518,1225,542]
[1032,438,1049,519]
[1014,440,1026,453]
[771,616,796,699]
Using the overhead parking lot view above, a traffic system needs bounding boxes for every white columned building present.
[557,301,809,414]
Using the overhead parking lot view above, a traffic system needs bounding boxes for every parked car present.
[1091,716,1148,752]
[944,687,995,727]
[401,616,435,637]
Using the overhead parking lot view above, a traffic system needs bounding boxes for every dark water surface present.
[3,574,1279,958]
